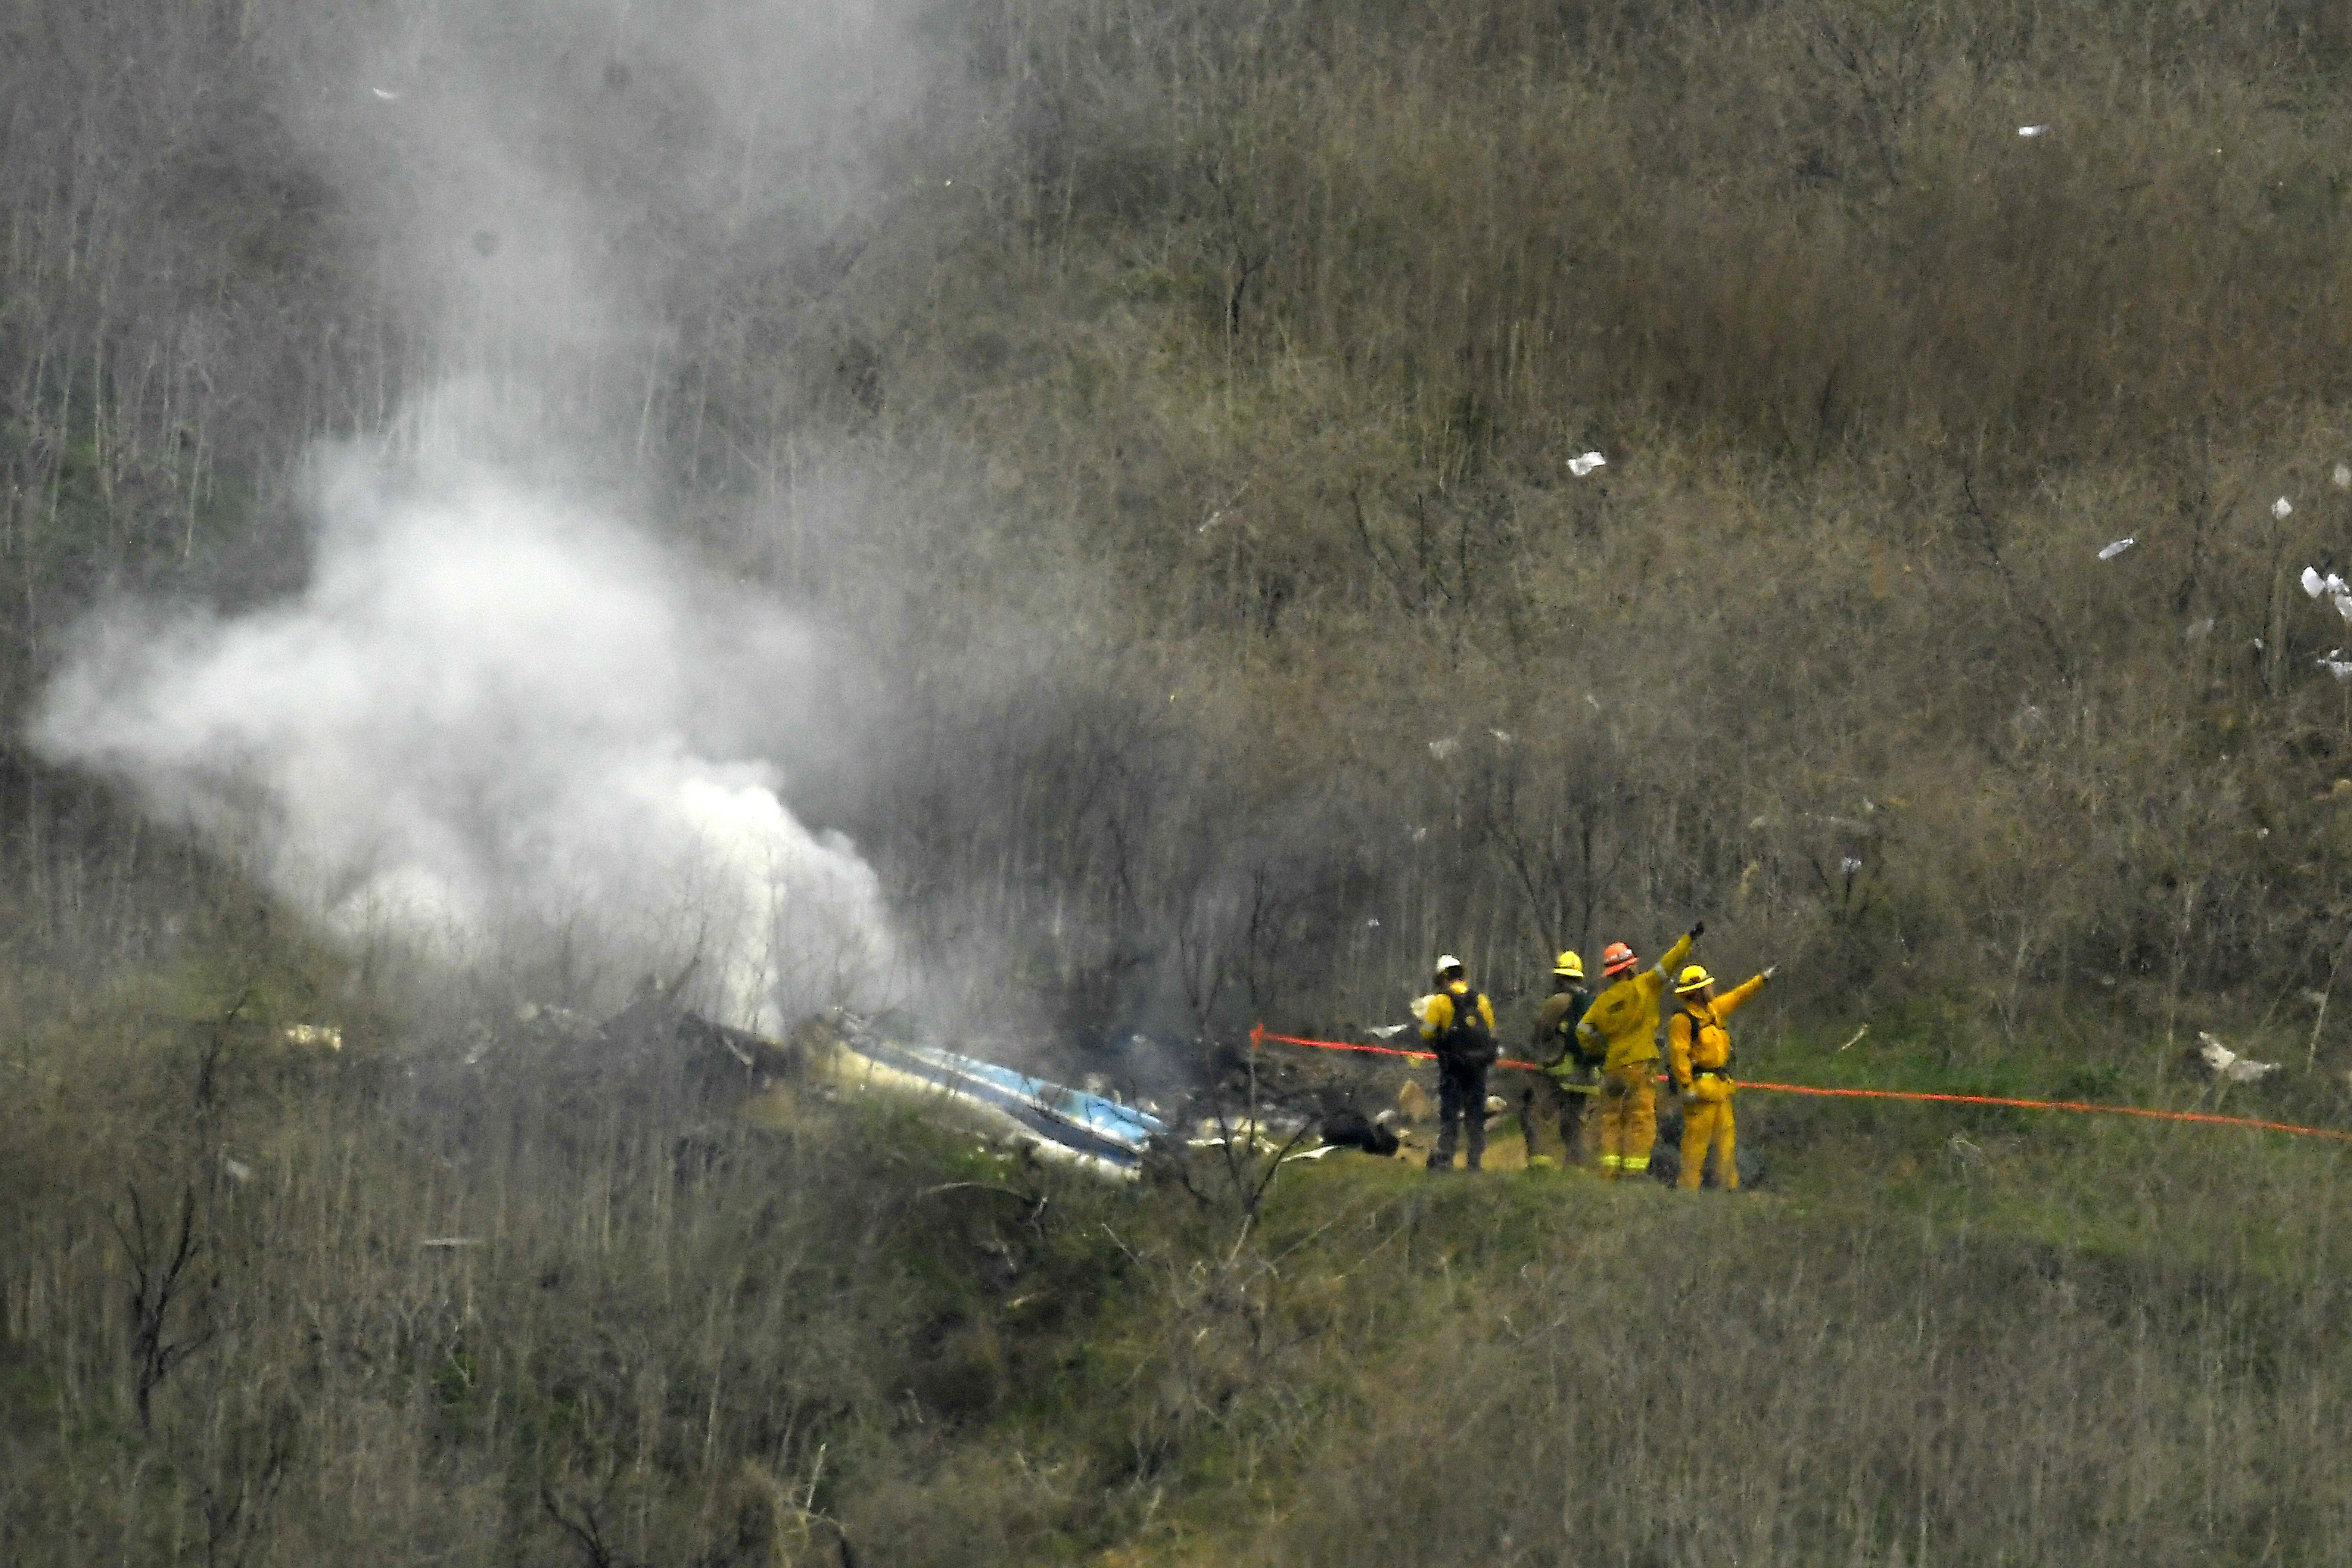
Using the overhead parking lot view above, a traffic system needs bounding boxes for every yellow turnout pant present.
[1598,1062,1656,1179]
[1678,1076,1737,1190]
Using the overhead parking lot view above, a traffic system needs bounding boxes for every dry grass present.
[8,0,2352,1557]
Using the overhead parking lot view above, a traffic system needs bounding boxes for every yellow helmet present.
[1554,950,1584,979]
[1675,964,1713,995]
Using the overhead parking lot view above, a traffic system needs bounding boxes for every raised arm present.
[1715,972,1769,1019]
[1650,926,1697,982]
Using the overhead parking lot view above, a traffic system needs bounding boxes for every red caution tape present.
[1252,1024,1542,1073]
[1251,1025,2352,1146]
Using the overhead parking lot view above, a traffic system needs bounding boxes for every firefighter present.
[1573,922,1702,1179]
[1418,954,1498,1171]
[1668,961,1776,1190]
[1523,950,1594,1168]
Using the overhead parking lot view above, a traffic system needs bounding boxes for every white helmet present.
[1434,954,1464,979]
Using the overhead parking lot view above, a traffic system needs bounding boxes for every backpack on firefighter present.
[1436,986,1498,1068]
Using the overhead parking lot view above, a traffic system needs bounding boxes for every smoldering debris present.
[792,1009,1169,1178]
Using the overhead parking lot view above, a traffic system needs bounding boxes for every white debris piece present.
[1566,452,1607,478]
[1839,855,1864,875]
[2196,1031,2281,1084]
[2018,124,2049,137]
[2319,652,2352,682]
[2304,569,2352,623]
[279,1023,343,1050]
[1427,736,1459,761]
[2184,617,2214,641]
[2335,462,2351,490]
[371,87,400,101]
[1366,917,1381,928]
[2275,496,2295,520]
[2098,537,2135,560]
[1367,1023,1409,1040]
[1489,728,1514,745]
[222,1156,254,1185]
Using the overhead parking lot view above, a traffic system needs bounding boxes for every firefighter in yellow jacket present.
[1573,922,1701,1178]
[1417,955,1499,1171]
[1667,960,1776,1190]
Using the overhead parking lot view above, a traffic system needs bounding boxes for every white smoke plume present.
[33,440,894,1034]
[30,0,934,1032]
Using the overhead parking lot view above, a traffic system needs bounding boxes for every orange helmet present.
[1601,941,1637,977]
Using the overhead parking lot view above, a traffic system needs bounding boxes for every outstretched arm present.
[1715,972,1769,1019]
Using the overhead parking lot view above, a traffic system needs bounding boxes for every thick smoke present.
[30,0,932,1031]
[33,440,894,1032]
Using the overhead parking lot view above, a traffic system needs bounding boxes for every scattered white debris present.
[2335,462,2351,490]
[1566,452,1607,478]
[2184,617,2215,640]
[2275,496,2295,520]
[1366,917,1381,929]
[1427,736,1458,761]
[2196,1031,2281,1084]
[2098,537,2135,560]
[1839,856,1864,875]
[1410,825,1428,843]
[2319,652,2352,682]
[279,1023,343,1051]
[2298,569,2352,620]
[2018,124,2049,137]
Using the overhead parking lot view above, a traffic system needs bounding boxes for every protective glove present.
[1763,963,1780,981]
[1688,919,1706,941]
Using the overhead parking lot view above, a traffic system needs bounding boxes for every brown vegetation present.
[9,0,2352,1560]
